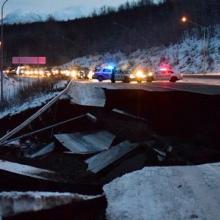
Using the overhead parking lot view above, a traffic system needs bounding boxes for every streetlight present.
[0,0,8,102]
[180,16,207,73]
[181,16,187,23]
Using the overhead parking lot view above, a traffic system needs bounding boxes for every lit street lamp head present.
[181,16,187,23]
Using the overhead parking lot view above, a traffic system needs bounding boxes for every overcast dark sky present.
[4,0,137,14]
[3,0,159,17]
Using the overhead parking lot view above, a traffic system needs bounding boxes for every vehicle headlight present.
[71,70,77,78]
[33,70,38,74]
[147,72,153,77]
[129,74,135,79]
[88,70,94,79]
[52,69,59,75]
[65,71,70,77]
[136,71,145,78]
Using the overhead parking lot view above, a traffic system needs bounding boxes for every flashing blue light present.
[107,65,114,70]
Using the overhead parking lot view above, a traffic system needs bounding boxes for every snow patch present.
[104,163,220,220]
[67,82,106,107]
[0,92,58,120]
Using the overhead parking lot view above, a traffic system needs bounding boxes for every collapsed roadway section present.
[0,81,220,219]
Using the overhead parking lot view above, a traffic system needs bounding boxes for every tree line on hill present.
[4,0,220,66]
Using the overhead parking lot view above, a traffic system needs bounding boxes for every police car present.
[92,66,130,82]
[150,64,183,83]
[92,64,182,83]
[131,64,182,83]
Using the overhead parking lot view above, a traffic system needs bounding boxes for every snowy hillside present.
[4,10,45,24]
[64,26,220,74]
[4,6,88,24]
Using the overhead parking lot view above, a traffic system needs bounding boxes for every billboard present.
[12,57,46,65]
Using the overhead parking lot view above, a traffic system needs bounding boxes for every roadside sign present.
[12,57,46,65]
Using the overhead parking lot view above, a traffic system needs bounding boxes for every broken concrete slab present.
[0,160,56,181]
[104,163,220,220]
[3,193,106,220]
[24,143,55,159]
[86,141,138,174]
[55,130,115,154]
[0,192,103,218]
[67,82,106,107]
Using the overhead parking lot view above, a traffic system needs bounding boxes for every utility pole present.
[1,0,8,102]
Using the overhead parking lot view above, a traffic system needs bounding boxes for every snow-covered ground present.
[0,191,101,217]
[0,76,20,101]
[64,25,220,74]
[0,92,59,120]
[0,76,68,119]
[104,163,220,220]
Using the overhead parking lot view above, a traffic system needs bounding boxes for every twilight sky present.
[3,0,141,17]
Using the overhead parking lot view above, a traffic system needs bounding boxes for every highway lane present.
[79,80,220,95]
[148,81,220,95]
[13,73,220,95]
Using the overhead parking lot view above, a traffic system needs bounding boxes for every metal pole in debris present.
[0,0,8,102]
[3,114,87,145]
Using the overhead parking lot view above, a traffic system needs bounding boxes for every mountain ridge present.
[4,7,87,24]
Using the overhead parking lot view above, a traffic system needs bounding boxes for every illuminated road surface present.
[77,79,220,95]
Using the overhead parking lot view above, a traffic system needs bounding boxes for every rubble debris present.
[112,108,147,122]
[86,113,98,123]
[0,88,219,219]
[3,114,87,145]
[0,160,56,181]
[55,130,115,154]
[67,83,106,107]
[167,145,173,153]
[157,155,165,162]
[0,192,103,218]
[4,193,107,220]
[24,143,55,159]
[152,148,167,157]
[86,141,138,174]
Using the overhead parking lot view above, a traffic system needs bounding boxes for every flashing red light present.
[160,68,168,71]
